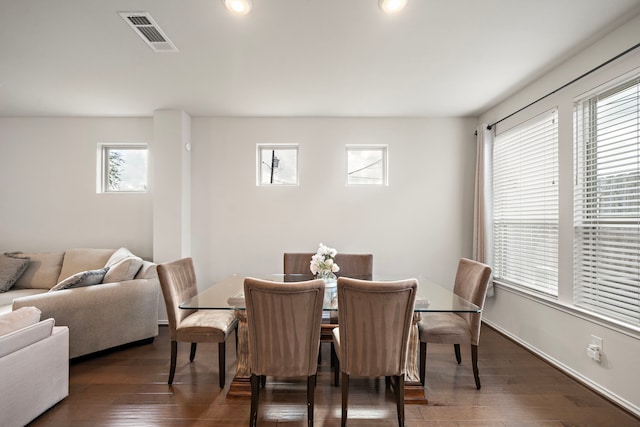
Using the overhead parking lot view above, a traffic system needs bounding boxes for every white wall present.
[479,13,640,416]
[189,117,477,287]
[0,117,153,259]
[152,110,192,264]
[0,114,477,323]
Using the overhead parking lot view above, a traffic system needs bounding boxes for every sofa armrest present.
[12,278,159,358]
[135,260,157,280]
[0,325,69,427]
[0,318,55,358]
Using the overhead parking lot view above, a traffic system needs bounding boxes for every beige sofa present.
[0,307,69,427]
[0,248,159,359]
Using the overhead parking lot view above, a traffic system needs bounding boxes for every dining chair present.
[157,257,238,388]
[244,277,325,427]
[418,258,492,390]
[283,252,373,280]
[283,252,373,381]
[332,277,417,427]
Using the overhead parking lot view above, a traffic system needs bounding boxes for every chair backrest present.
[337,277,417,377]
[452,258,493,345]
[244,277,325,377]
[284,252,373,279]
[157,257,198,340]
[283,253,315,275]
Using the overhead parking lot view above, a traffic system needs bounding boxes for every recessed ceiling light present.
[224,0,252,15]
[378,0,407,14]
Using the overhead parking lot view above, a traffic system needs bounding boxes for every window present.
[493,109,559,295]
[346,145,388,186]
[257,144,298,186]
[574,76,640,328]
[98,144,148,193]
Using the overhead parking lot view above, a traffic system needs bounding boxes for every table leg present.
[227,310,252,398]
[402,313,428,404]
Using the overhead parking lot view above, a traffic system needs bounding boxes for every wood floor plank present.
[26,325,639,427]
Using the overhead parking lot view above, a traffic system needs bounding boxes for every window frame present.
[492,108,559,296]
[256,144,299,186]
[97,143,148,193]
[573,74,640,328]
[345,144,388,186]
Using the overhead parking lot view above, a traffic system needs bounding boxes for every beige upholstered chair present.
[332,277,417,427]
[283,252,373,280]
[418,258,492,390]
[283,252,373,377]
[157,258,238,388]
[244,277,325,427]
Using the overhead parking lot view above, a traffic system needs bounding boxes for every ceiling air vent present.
[119,12,178,53]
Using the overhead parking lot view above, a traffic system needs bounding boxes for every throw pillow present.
[0,306,41,336]
[0,254,30,292]
[49,267,110,292]
[103,247,143,283]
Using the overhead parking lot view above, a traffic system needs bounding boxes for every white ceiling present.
[0,0,639,118]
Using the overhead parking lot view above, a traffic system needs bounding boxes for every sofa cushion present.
[103,247,143,283]
[10,252,65,290]
[0,318,54,358]
[49,267,110,292]
[57,248,115,284]
[0,306,41,336]
[0,254,30,292]
[0,289,47,313]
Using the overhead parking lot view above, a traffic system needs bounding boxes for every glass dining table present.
[180,273,480,404]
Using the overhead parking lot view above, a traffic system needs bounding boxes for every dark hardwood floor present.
[28,325,639,426]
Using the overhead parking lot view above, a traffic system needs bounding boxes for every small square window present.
[98,144,148,193]
[346,145,388,186]
[257,144,298,186]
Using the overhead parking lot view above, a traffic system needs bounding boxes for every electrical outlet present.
[587,335,603,362]
[591,335,603,351]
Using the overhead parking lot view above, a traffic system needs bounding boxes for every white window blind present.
[574,76,640,328]
[493,109,559,295]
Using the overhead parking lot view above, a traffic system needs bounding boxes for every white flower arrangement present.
[310,243,340,278]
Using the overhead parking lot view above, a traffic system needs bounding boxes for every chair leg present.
[341,373,349,427]
[168,340,177,385]
[333,352,340,387]
[307,374,316,427]
[472,344,481,390]
[249,374,260,427]
[454,343,462,364]
[419,341,426,386]
[330,342,335,367]
[260,375,266,388]
[394,374,405,427]
[189,343,197,362]
[218,342,226,388]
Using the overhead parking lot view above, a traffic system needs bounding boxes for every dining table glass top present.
[180,274,480,313]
